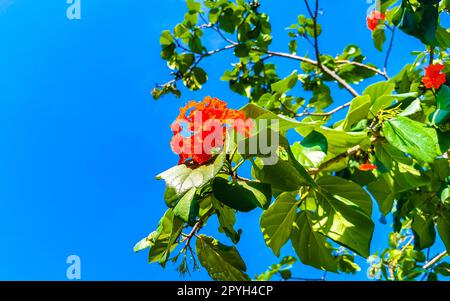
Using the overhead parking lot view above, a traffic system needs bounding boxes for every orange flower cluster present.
[358,161,377,171]
[170,96,253,165]
[367,11,385,31]
[422,64,447,90]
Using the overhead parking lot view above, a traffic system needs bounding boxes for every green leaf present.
[173,187,198,226]
[260,192,298,256]
[271,71,298,94]
[251,135,316,193]
[196,235,251,281]
[313,177,374,257]
[160,30,175,45]
[148,209,184,266]
[212,177,272,212]
[337,254,361,274]
[157,151,225,206]
[288,40,297,55]
[134,231,158,253]
[430,85,450,126]
[436,26,450,49]
[383,116,439,163]
[256,256,297,281]
[234,43,250,57]
[435,262,450,277]
[186,0,201,13]
[342,95,371,131]
[437,210,450,253]
[310,127,370,155]
[291,131,327,168]
[399,98,422,117]
[291,211,338,272]
[412,212,436,250]
[367,177,396,216]
[241,103,324,133]
[363,81,396,103]
[372,28,386,52]
[370,92,417,117]
[211,197,240,244]
[317,176,373,216]
[394,2,438,45]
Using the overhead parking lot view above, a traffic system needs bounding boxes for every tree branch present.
[309,137,378,174]
[423,251,447,270]
[264,51,360,97]
[181,207,215,249]
[383,26,395,78]
[336,60,388,80]
[296,100,351,117]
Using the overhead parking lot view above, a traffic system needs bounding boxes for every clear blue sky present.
[0,0,446,280]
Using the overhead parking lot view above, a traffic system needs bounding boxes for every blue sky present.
[0,0,446,280]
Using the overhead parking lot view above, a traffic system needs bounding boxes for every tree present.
[134,0,450,281]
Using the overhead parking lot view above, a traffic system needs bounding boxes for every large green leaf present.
[372,28,386,52]
[260,192,298,256]
[196,235,251,281]
[430,85,450,126]
[212,177,272,212]
[394,1,438,46]
[148,209,184,266]
[291,211,338,272]
[412,212,436,250]
[363,81,396,102]
[383,116,439,163]
[313,177,374,257]
[252,134,316,193]
[367,176,396,216]
[370,92,418,117]
[173,187,198,226]
[374,141,430,190]
[291,131,327,168]
[311,127,370,154]
[241,103,324,133]
[437,210,450,253]
[436,26,450,49]
[271,70,298,94]
[211,197,240,244]
[317,176,373,216]
[342,95,371,131]
[157,151,226,206]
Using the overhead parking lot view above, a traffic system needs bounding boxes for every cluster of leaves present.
[138,0,450,281]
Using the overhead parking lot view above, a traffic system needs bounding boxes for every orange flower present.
[170,97,253,165]
[367,11,385,31]
[422,64,446,90]
[358,161,377,171]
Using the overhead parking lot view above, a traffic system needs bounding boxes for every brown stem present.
[429,46,435,66]
[309,137,378,174]
[182,207,215,249]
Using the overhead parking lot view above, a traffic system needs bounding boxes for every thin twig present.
[309,137,378,174]
[296,100,351,117]
[336,60,388,80]
[383,26,395,78]
[290,276,325,281]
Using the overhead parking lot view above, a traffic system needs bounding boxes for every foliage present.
[138,0,450,281]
